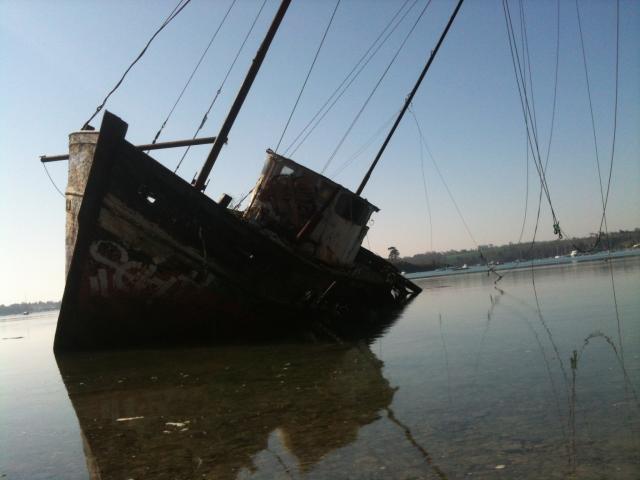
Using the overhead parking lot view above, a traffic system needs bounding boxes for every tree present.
[387,246,400,261]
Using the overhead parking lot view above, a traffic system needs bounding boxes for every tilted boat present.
[54,111,418,350]
[51,0,465,350]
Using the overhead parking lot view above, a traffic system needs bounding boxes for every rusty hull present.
[54,112,419,351]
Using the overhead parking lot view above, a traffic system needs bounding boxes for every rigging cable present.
[517,129,530,244]
[534,0,619,255]
[418,113,434,252]
[515,0,534,245]
[409,108,477,248]
[41,163,65,199]
[518,0,539,141]
[574,0,618,251]
[576,0,605,228]
[503,0,552,222]
[330,108,400,178]
[274,0,341,152]
[601,0,620,242]
[574,0,630,429]
[524,2,627,438]
[577,0,625,373]
[174,0,269,173]
[149,0,239,147]
[502,0,562,239]
[526,0,560,248]
[513,0,538,250]
[511,0,559,252]
[504,1,551,223]
[321,0,434,174]
[385,408,448,479]
[502,0,566,319]
[409,106,502,282]
[608,0,624,377]
[283,0,417,157]
[82,0,192,129]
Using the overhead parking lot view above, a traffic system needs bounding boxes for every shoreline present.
[405,249,640,280]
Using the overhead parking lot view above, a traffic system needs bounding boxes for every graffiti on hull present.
[88,240,215,298]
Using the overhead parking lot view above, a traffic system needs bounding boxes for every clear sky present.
[1,0,638,305]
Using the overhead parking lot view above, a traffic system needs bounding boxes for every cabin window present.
[279,165,295,176]
[334,193,370,226]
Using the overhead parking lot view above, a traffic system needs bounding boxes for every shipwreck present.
[46,0,466,350]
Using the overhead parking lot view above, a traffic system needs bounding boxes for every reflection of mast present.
[267,445,294,479]
[385,407,448,479]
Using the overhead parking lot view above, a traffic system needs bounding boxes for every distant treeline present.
[393,228,640,273]
[0,301,61,316]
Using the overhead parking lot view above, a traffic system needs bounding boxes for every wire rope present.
[607,0,623,366]
[174,0,268,173]
[502,0,561,238]
[417,108,434,252]
[409,108,479,251]
[574,0,618,251]
[41,163,65,198]
[409,106,501,281]
[82,0,192,129]
[517,0,559,248]
[515,5,533,246]
[518,0,539,140]
[576,0,605,208]
[330,108,400,178]
[504,1,550,213]
[517,130,530,244]
[283,0,417,157]
[504,1,547,202]
[515,0,534,245]
[321,0,434,174]
[149,0,238,147]
[525,0,561,250]
[544,0,618,253]
[275,0,341,152]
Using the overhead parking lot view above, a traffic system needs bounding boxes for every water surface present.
[1,257,638,479]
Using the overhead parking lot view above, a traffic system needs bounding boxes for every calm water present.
[1,257,639,479]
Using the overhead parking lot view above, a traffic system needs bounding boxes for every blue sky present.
[1,0,638,304]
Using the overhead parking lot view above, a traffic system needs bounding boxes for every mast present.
[194,0,292,191]
[356,0,464,196]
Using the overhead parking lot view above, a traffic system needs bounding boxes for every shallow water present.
[1,257,638,479]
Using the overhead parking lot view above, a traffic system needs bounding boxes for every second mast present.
[194,0,292,192]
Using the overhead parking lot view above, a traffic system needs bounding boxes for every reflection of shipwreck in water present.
[56,343,395,479]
